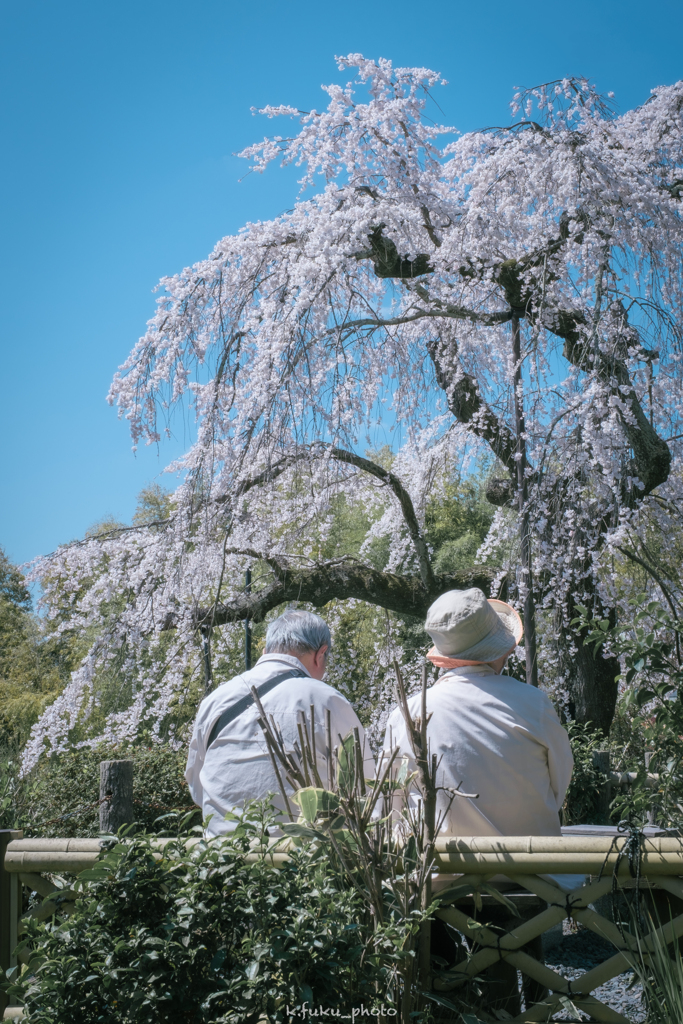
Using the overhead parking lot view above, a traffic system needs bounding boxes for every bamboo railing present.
[2,832,683,1022]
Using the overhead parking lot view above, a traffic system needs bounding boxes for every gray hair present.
[265,609,331,656]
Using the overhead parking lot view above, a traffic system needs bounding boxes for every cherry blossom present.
[22,56,683,772]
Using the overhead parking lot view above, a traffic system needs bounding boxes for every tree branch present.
[550,309,671,497]
[614,545,679,620]
[332,305,511,335]
[352,224,434,279]
[426,338,517,473]
[171,561,501,630]
[326,448,435,591]
[219,445,435,590]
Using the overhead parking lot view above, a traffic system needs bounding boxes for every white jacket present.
[186,653,374,835]
[382,665,573,837]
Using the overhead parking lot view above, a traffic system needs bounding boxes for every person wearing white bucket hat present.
[424,587,524,665]
[381,588,573,1016]
[382,587,572,837]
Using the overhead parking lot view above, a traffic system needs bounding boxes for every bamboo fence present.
[1,831,683,1022]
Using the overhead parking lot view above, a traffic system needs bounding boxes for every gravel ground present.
[543,924,646,1022]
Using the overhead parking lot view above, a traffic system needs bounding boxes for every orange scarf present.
[425,646,489,669]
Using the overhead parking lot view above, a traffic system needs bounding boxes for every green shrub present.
[562,721,608,825]
[7,803,397,1023]
[578,596,683,828]
[3,744,198,837]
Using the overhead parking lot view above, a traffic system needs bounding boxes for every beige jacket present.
[186,653,374,835]
[382,665,573,837]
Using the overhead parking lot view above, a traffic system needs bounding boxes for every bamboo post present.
[512,312,538,687]
[0,830,23,1015]
[201,625,213,695]
[244,568,252,670]
[99,760,134,834]
[418,663,433,993]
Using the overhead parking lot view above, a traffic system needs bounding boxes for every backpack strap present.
[206,668,307,750]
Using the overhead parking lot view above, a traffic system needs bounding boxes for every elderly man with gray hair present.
[186,609,373,835]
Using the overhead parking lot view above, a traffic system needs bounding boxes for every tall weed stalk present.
[254,660,478,1023]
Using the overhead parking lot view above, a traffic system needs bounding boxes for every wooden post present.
[99,760,134,834]
[0,830,23,1015]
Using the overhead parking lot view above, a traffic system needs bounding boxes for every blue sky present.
[1,0,682,567]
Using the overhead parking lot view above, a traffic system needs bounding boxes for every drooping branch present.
[175,561,501,631]
[421,256,670,507]
[615,545,680,621]
[327,448,435,591]
[220,445,435,590]
[233,456,298,499]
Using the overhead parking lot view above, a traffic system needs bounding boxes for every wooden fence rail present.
[0,754,673,1021]
[1,832,683,1021]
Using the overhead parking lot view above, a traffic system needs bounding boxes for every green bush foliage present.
[1,744,198,837]
[562,721,609,825]
[7,804,398,1023]
[0,548,75,750]
[579,596,683,828]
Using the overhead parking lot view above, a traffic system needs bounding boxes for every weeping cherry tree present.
[23,55,683,771]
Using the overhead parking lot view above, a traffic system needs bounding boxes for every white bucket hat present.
[425,588,523,663]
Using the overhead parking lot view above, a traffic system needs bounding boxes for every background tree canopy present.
[0,548,75,751]
[17,56,683,770]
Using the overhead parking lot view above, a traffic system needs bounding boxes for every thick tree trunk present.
[553,607,620,735]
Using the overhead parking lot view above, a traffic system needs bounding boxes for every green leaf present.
[336,732,357,794]
[434,883,477,906]
[422,991,463,1012]
[395,757,411,786]
[76,867,112,882]
[280,822,322,840]
[292,787,340,822]
[480,884,521,917]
